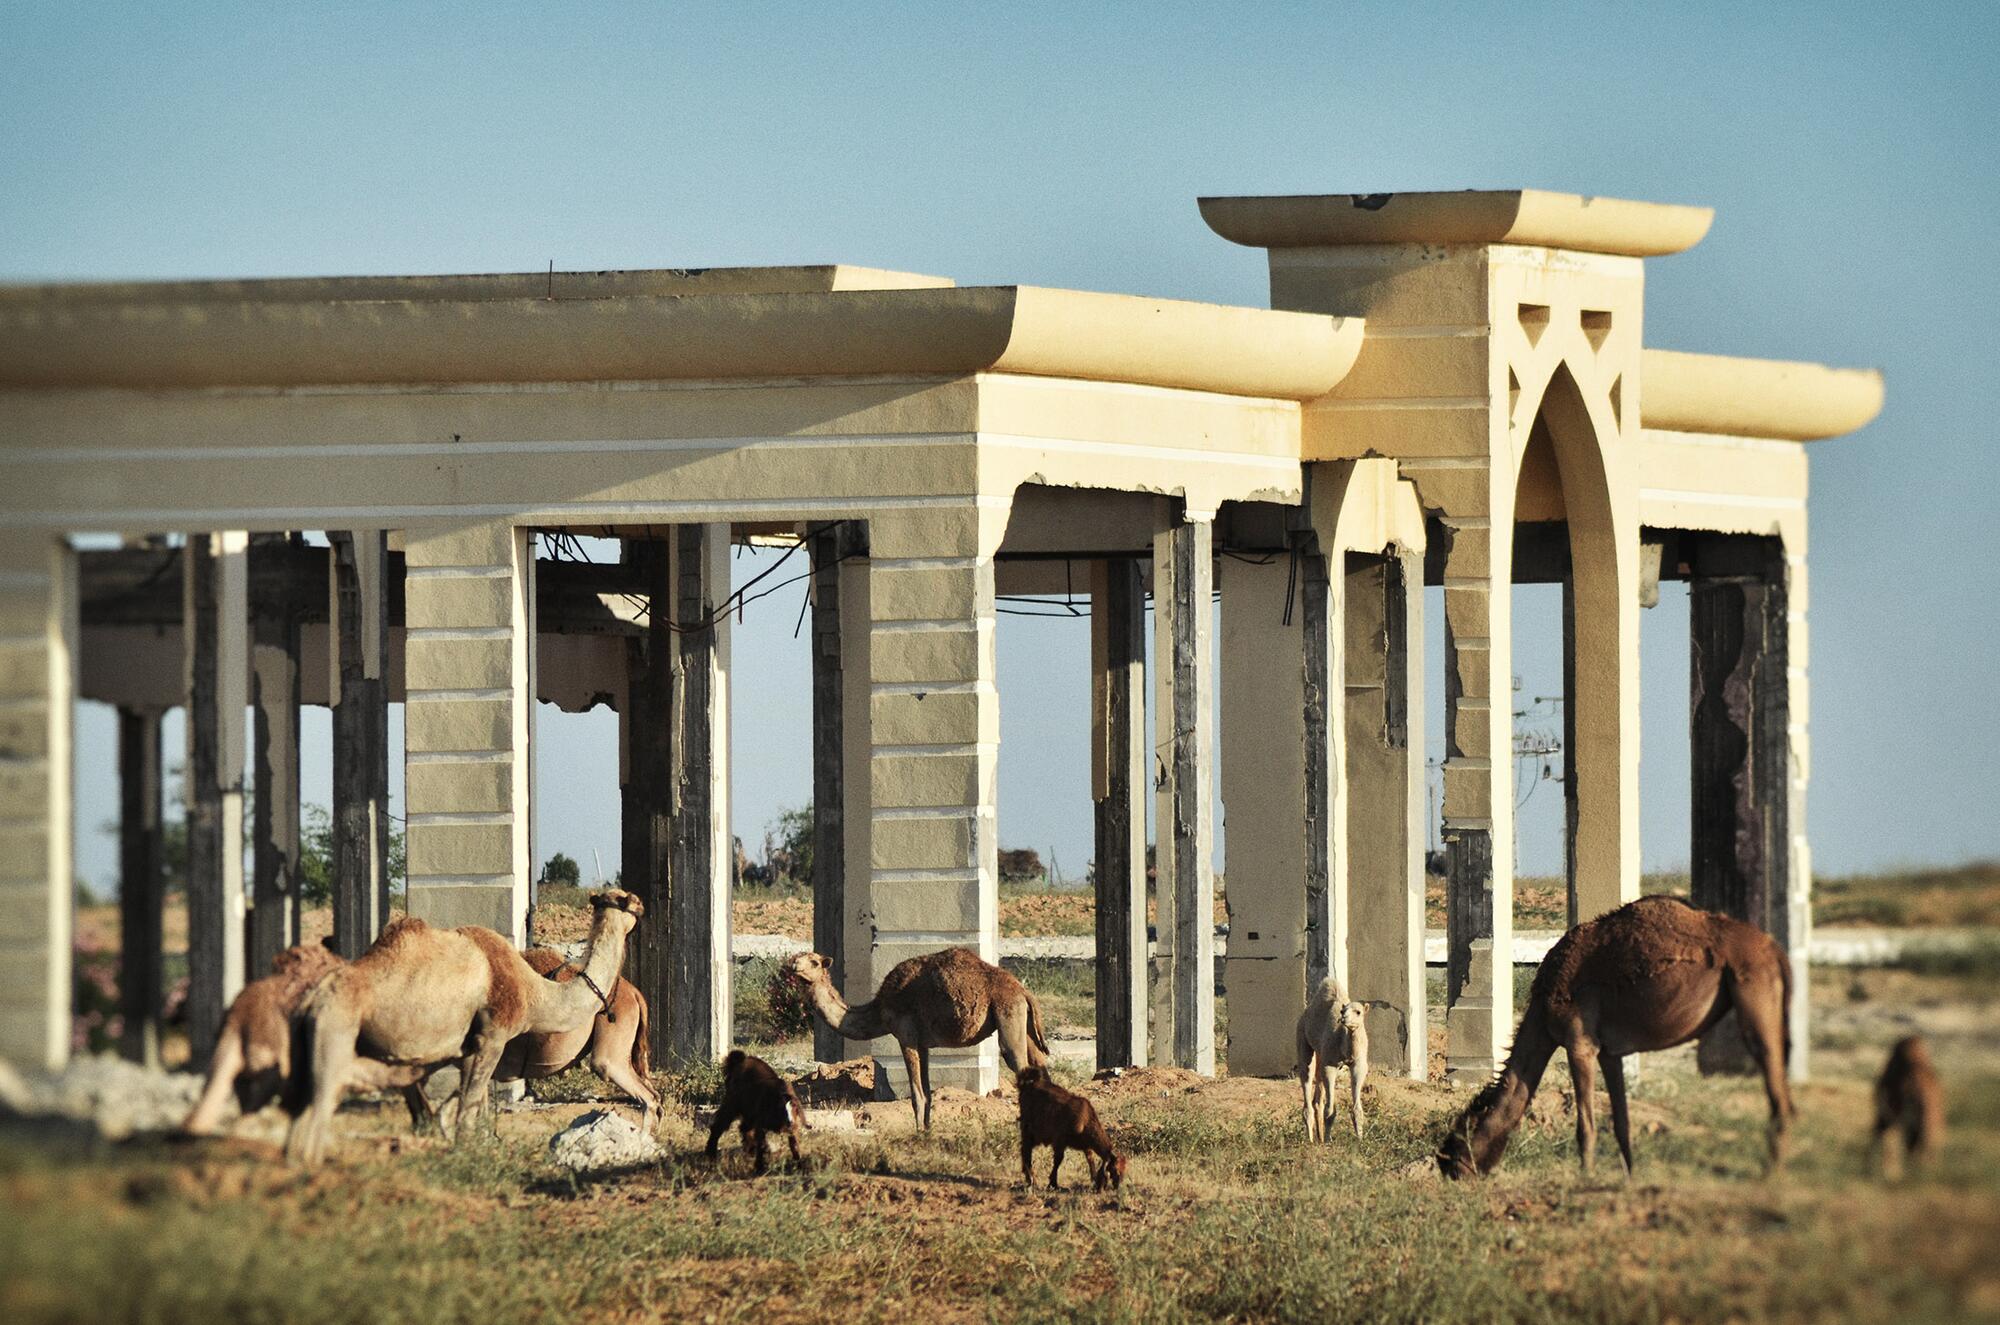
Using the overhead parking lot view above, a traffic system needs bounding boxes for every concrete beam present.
[666,522,733,1066]
[1154,513,1215,1075]
[1344,549,1427,1078]
[249,534,302,970]
[1090,558,1147,1071]
[183,532,248,1065]
[116,706,166,1067]
[1219,548,1315,1078]
[329,530,390,957]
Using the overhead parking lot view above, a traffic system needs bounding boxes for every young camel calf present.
[706,1050,803,1174]
[1295,977,1369,1142]
[1874,1035,1944,1178]
[1016,1066,1126,1191]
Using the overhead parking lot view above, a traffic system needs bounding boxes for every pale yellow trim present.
[1642,349,1884,441]
[1199,189,1714,257]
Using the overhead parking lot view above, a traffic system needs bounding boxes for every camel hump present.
[522,947,570,979]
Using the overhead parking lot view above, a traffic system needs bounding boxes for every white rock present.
[546,1108,664,1171]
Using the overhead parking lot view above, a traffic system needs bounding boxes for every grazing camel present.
[1438,895,1795,1179]
[1874,1035,1944,1179]
[181,940,345,1135]
[1295,977,1369,1142]
[1016,1065,1125,1191]
[284,889,643,1165]
[784,947,1050,1129]
[706,1050,803,1174]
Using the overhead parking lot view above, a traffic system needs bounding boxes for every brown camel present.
[784,947,1050,1129]
[284,889,643,1165]
[1437,895,1795,1179]
[1874,1035,1944,1179]
[180,940,345,1135]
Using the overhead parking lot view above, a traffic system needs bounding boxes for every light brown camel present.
[784,947,1050,1129]
[419,949,660,1135]
[283,889,643,1165]
[1437,895,1795,1179]
[1295,976,1370,1142]
[180,940,345,1135]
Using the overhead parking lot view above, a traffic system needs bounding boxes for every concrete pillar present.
[666,523,732,1067]
[1220,548,1318,1077]
[1689,533,1804,1077]
[866,504,1002,1096]
[1344,548,1426,1078]
[839,531,875,1054]
[249,534,301,970]
[403,522,533,943]
[1153,512,1215,1075]
[1441,520,1513,1084]
[809,520,868,1064]
[117,706,166,1067]
[1090,557,1147,1070]
[184,531,248,1066]
[619,537,672,1069]
[329,530,390,956]
[0,533,77,1072]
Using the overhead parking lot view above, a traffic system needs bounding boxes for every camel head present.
[586,888,644,938]
[1436,1077,1518,1179]
[783,952,834,988]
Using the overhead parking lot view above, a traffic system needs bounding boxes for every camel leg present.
[917,1044,937,1131]
[1602,1054,1634,1176]
[1319,1062,1338,1144]
[1049,1144,1066,1190]
[1728,969,1795,1171]
[1568,1044,1600,1175]
[1349,1061,1366,1142]
[785,1125,801,1168]
[593,1046,663,1134]
[900,1043,927,1130]
[746,1125,769,1175]
[453,1015,510,1145]
[182,1030,245,1135]
[1298,1057,1317,1143]
[286,1009,357,1167]
[996,1005,1027,1073]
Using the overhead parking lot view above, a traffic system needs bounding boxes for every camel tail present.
[1027,992,1051,1057]
[632,988,652,1081]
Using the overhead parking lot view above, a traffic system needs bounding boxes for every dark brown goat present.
[1016,1066,1125,1191]
[1874,1035,1944,1178]
[706,1050,803,1174]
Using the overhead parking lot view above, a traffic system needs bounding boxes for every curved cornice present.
[0,284,1363,402]
[1199,189,1714,258]
[1642,348,1884,441]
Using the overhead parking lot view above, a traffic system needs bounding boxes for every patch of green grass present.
[1886,935,2000,981]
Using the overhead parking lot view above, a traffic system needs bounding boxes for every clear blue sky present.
[6,2,1994,891]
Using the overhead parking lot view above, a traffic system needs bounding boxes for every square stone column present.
[117,706,166,1067]
[1344,547,1427,1078]
[1090,557,1148,1071]
[1220,547,1321,1077]
[0,533,77,1072]
[809,520,872,1064]
[866,504,1002,1096]
[1154,512,1215,1075]
[184,531,248,1066]
[249,533,302,970]
[329,529,391,955]
[403,522,534,942]
[666,522,732,1066]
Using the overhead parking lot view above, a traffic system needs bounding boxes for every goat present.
[1874,1035,1944,1179]
[706,1050,803,1174]
[1016,1065,1125,1191]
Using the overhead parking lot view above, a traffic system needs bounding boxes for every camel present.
[784,947,1050,1129]
[181,940,345,1135]
[1874,1035,1944,1179]
[1437,895,1795,1179]
[1295,977,1369,1142]
[284,889,643,1165]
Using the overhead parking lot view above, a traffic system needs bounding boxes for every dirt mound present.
[793,1058,875,1107]
[1084,1066,1207,1102]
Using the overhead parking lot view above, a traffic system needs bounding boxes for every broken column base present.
[1445,939,1502,1086]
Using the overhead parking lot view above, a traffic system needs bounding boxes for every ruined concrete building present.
[0,190,1881,1090]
